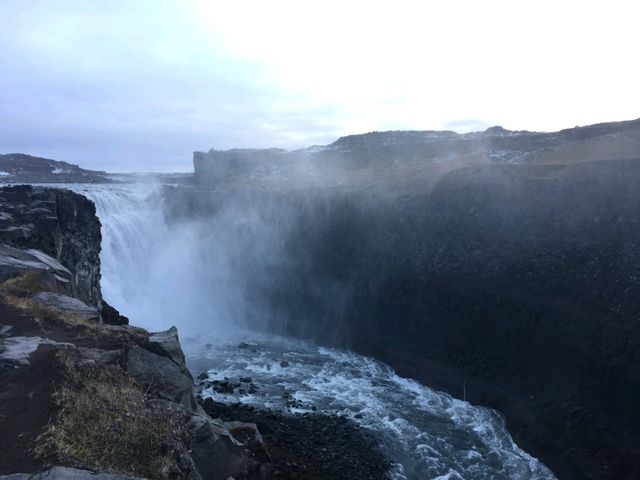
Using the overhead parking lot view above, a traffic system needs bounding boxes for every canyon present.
[2,117,640,479]
[174,118,640,479]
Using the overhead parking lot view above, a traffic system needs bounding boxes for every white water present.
[71,183,244,335]
[69,183,555,480]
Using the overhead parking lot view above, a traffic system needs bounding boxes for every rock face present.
[0,244,74,295]
[126,344,197,412]
[145,326,187,371]
[31,292,99,321]
[169,119,640,479]
[0,185,102,305]
[0,189,270,480]
[0,153,112,184]
[186,414,258,480]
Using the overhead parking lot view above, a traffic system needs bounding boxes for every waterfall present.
[70,184,242,336]
[65,183,556,480]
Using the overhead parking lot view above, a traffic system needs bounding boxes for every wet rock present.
[197,371,209,380]
[279,360,289,368]
[239,376,253,383]
[211,378,236,394]
[145,326,187,371]
[0,324,13,338]
[126,345,197,412]
[200,399,390,480]
[187,414,264,480]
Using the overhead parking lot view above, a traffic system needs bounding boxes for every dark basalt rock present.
[100,301,129,325]
[163,153,640,479]
[126,345,197,412]
[31,292,99,321]
[145,326,187,371]
[0,244,75,296]
[0,185,102,305]
[200,399,390,480]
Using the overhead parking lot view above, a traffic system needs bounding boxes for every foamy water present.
[186,332,555,480]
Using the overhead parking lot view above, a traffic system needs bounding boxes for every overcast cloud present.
[1,0,638,172]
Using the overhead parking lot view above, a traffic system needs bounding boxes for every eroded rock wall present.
[0,185,102,305]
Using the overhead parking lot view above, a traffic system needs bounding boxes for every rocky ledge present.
[0,287,266,479]
[0,186,241,478]
[0,186,389,479]
[0,185,102,305]
[0,186,269,479]
[0,184,128,325]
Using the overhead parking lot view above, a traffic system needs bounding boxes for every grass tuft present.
[37,350,188,479]
[0,270,48,295]
[0,273,96,330]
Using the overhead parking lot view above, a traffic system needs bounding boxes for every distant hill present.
[0,153,113,184]
[193,117,640,192]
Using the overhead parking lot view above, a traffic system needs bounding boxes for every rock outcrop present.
[0,185,102,305]
[31,292,99,321]
[0,188,268,480]
[0,244,75,295]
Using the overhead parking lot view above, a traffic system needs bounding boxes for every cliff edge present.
[0,186,267,480]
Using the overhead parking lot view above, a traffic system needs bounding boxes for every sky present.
[1,0,639,172]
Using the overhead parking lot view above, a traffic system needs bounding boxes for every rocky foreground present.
[0,185,389,479]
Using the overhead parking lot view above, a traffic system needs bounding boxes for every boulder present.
[126,345,197,412]
[187,414,259,480]
[100,301,129,326]
[142,400,265,480]
[76,347,122,368]
[31,292,99,321]
[145,326,186,371]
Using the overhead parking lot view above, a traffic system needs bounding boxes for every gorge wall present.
[167,118,640,479]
